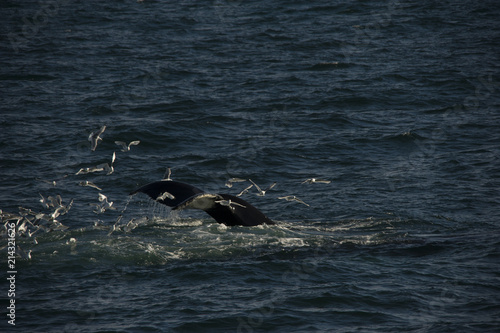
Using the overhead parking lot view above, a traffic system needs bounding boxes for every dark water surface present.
[1,1,500,332]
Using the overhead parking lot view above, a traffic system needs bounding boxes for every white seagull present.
[47,195,62,208]
[249,179,276,196]
[278,195,310,207]
[77,152,116,176]
[156,191,175,201]
[236,184,254,197]
[115,140,140,152]
[301,178,331,184]
[88,125,106,151]
[215,199,246,211]
[78,181,102,191]
[39,193,50,209]
[225,178,247,188]
[103,151,116,175]
[75,166,105,175]
[92,193,115,214]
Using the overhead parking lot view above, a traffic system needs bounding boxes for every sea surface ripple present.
[1,1,499,332]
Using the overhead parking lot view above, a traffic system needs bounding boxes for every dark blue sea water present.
[1,1,500,332]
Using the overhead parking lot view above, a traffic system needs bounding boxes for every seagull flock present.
[1,124,331,260]
[1,125,141,259]
[223,177,330,207]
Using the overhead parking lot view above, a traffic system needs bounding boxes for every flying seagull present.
[249,179,276,196]
[278,195,310,207]
[115,140,140,152]
[301,178,331,184]
[88,125,106,151]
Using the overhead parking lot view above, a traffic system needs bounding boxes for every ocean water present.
[1,0,500,332]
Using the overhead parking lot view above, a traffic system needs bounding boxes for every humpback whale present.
[130,180,275,226]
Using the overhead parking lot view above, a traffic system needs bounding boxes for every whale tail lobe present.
[130,180,274,226]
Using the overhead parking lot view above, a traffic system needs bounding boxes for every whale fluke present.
[173,193,274,226]
[130,180,274,226]
[129,180,204,207]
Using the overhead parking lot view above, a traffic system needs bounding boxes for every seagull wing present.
[90,137,98,151]
[97,125,106,136]
[237,184,253,197]
[265,182,277,191]
[295,197,310,206]
[115,141,128,150]
[88,182,102,191]
[248,179,262,193]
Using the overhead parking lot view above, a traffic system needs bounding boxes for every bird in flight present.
[301,178,331,184]
[88,125,106,151]
[115,140,140,152]
[249,179,276,196]
[278,195,310,207]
